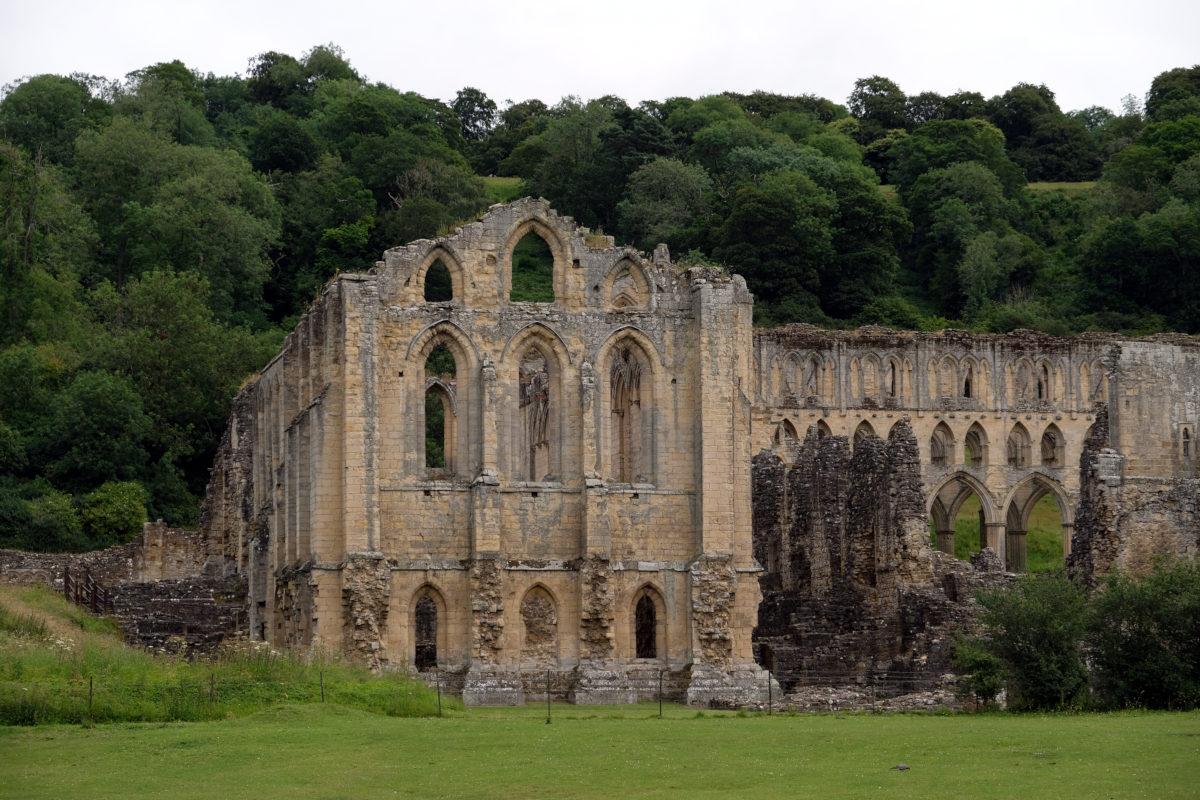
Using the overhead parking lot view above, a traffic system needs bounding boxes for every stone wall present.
[752,418,1008,692]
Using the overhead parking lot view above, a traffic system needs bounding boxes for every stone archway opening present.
[424,344,457,472]
[930,486,984,560]
[510,231,555,302]
[414,594,438,671]
[1005,484,1067,573]
[424,258,453,302]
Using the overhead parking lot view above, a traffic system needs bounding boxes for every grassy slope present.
[2,704,1197,799]
[0,586,454,725]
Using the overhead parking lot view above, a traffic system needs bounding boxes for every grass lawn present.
[3,703,1197,799]
[483,176,523,204]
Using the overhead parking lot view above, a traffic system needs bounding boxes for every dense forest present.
[1,44,1198,549]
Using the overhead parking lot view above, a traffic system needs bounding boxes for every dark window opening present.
[424,258,453,302]
[635,594,656,659]
[414,595,437,671]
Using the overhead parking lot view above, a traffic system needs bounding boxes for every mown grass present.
[0,585,458,725]
[483,175,524,204]
[931,494,1064,572]
[2,704,1196,799]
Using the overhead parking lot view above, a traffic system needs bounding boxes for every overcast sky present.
[3,0,1197,114]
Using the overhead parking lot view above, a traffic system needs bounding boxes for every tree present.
[1146,66,1200,122]
[847,75,907,144]
[452,86,497,142]
[0,74,108,164]
[1088,560,1200,709]
[714,168,836,322]
[615,157,712,252]
[117,60,215,147]
[0,142,94,343]
[38,370,152,495]
[80,481,149,547]
[972,571,1090,710]
[889,119,1025,195]
[248,110,320,173]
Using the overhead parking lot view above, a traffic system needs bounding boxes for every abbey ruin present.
[7,198,1198,704]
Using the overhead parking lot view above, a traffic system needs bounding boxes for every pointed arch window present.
[635,594,657,659]
[610,346,649,483]
[414,594,438,671]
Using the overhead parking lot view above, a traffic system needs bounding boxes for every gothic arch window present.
[802,356,823,401]
[633,587,664,660]
[510,230,556,302]
[862,357,880,404]
[518,347,555,481]
[520,586,558,666]
[962,364,974,398]
[1183,426,1192,459]
[424,258,453,302]
[609,343,652,483]
[853,420,876,449]
[1041,424,1064,466]
[424,344,457,472]
[884,358,899,400]
[1037,363,1050,400]
[938,357,957,399]
[965,423,987,468]
[774,419,799,447]
[930,422,954,467]
[816,419,832,438]
[606,260,650,309]
[1007,423,1032,468]
[1016,361,1035,400]
[414,591,440,671]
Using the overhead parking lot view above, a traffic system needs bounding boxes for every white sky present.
[3,0,1198,114]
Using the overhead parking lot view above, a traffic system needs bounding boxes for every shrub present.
[973,570,1089,709]
[1087,559,1200,709]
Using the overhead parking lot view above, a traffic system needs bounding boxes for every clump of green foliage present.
[955,560,1200,710]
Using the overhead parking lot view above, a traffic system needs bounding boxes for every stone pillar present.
[1061,522,1074,557]
[984,522,1007,566]
[1005,530,1027,573]
[935,529,955,554]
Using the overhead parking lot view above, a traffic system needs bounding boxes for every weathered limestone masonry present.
[0,523,244,655]
[753,325,1115,572]
[198,198,774,706]
[750,325,1200,691]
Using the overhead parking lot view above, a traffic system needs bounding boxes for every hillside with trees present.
[1,45,1198,549]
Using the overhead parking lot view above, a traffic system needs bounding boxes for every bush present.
[1088,560,1200,709]
[80,481,149,546]
[973,570,1089,710]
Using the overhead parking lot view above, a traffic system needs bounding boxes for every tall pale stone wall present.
[197,198,773,705]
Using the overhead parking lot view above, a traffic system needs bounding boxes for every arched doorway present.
[929,473,994,560]
[1003,477,1069,573]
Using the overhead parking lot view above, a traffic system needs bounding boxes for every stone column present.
[1005,530,1027,573]
[1061,522,1074,557]
[935,529,955,554]
[984,522,1007,565]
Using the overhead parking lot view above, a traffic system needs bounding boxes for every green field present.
[931,494,1064,572]
[483,176,524,204]
[3,704,1197,799]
